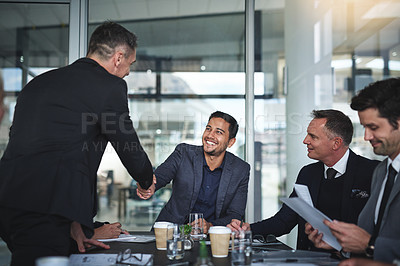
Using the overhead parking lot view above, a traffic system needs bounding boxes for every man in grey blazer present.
[307,78,400,263]
[137,111,250,233]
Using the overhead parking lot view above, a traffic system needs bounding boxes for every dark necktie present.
[326,168,337,180]
[375,164,397,232]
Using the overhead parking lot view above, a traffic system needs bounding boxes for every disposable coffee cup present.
[154,221,173,250]
[36,256,69,266]
[208,226,231,258]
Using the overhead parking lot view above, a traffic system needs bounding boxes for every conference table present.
[80,232,341,265]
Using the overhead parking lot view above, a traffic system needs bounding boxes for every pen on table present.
[240,219,243,228]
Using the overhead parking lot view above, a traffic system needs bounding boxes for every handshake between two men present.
[136,175,213,234]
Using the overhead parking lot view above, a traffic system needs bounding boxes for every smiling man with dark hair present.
[138,111,250,233]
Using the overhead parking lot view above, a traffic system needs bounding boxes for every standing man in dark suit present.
[228,109,379,250]
[307,78,400,263]
[137,111,250,233]
[0,22,154,265]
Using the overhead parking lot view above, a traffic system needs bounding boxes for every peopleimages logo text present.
[81,141,145,153]
[81,112,136,135]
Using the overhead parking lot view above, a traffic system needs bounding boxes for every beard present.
[203,142,229,157]
[204,148,221,157]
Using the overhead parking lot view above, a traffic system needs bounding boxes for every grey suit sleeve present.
[154,144,184,191]
[374,237,400,263]
[358,160,400,263]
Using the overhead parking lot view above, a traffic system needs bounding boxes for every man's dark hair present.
[87,21,137,60]
[208,111,239,140]
[311,109,353,146]
[351,78,400,129]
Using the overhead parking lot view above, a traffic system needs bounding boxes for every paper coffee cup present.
[154,221,173,250]
[36,256,69,266]
[209,226,231,258]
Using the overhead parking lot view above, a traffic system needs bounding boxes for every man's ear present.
[332,137,343,151]
[113,51,124,67]
[227,137,236,148]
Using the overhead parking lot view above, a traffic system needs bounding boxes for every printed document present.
[281,197,341,251]
[69,253,153,266]
[294,184,314,207]
[97,234,155,243]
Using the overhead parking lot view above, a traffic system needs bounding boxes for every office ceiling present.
[0,0,399,69]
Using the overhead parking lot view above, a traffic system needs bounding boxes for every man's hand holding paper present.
[305,222,335,250]
[281,197,342,251]
[325,220,370,253]
[306,219,371,253]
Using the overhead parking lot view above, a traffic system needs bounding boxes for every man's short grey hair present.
[311,109,353,146]
[87,21,137,60]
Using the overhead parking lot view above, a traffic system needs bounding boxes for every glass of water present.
[231,230,252,265]
[166,223,185,260]
[189,213,204,240]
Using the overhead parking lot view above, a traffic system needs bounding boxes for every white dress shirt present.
[323,149,350,179]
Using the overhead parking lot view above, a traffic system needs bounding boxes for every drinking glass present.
[189,213,204,240]
[231,230,252,265]
[166,223,185,260]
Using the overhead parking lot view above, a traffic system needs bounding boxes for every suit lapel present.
[384,165,400,223]
[309,162,324,207]
[215,152,232,218]
[359,160,387,233]
[340,150,358,219]
[190,148,204,210]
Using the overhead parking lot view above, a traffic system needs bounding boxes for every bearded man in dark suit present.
[228,109,379,251]
[0,22,154,265]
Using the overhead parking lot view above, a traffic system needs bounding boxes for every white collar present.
[324,149,350,178]
[387,153,400,173]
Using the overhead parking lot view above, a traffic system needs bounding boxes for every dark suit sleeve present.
[249,165,313,239]
[154,144,184,190]
[213,162,250,226]
[101,79,153,189]
[250,188,299,238]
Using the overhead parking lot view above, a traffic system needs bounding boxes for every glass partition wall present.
[0,0,400,251]
[0,2,69,157]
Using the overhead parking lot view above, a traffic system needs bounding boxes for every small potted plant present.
[180,224,194,250]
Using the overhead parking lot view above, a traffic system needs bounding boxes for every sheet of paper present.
[121,235,155,243]
[281,197,342,251]
[69,254,118,265]
[294,184,314,207]
[97,234,155,243]
[97,234,137,242]
[69,253,153,266]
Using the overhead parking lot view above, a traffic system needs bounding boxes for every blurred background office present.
[0,0,399,263]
